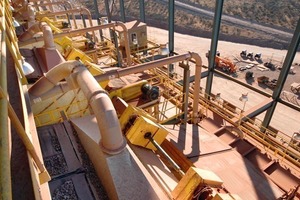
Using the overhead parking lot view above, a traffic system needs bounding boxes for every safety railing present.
[139,68,189,123]
[0,0,27,85]
[33,89,91,127]
[201,90,300,174]
[0,0,11,198]
[1,1,51,199]
[143,62,300,175]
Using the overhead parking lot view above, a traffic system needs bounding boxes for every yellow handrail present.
[0,2,13,200]
[0,87,51,184]
[0,0,12,199]
[144,65,300,174]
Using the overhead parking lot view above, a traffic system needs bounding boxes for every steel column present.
[182,66,190,123]
[261,18,300,129]
[93,0,104,41]
[120,0,126,22]
[139,0,145,22]
[168,0,175,73]
[81,14,87,28]
[113,31,122,67]
[205,0,224,97]
[104,0,112,23]
[104,0,122,66]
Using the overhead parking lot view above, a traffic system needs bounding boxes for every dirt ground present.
[147,26,300,135]
[148,25,300,97]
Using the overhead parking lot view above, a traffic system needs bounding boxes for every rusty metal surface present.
[165,123,285,199]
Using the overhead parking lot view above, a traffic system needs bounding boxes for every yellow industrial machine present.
[120,104,168,150]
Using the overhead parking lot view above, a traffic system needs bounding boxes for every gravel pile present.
[52,180,78,200]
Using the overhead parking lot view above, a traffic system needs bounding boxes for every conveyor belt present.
[37,121,108,199]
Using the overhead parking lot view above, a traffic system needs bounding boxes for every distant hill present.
[192,0,299,30]
[82,0,300,49]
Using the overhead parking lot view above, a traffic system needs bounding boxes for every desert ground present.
[147,26,300,136]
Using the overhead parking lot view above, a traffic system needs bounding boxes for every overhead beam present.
[120,0,126,22]
[261,18,300,129]
[168,0,175,73]
[205,0,224,97]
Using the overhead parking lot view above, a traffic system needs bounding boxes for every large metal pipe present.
[19,22,132,66]
[27,5,35,26]
[43,25,56,50]
[74,66,127,154]
[29,61,127,154]
[30,53,203,123]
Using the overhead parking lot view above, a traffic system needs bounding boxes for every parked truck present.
[291,82,300,94]
[257,76,277,89]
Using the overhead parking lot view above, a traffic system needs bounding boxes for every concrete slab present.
[71,115,171,200]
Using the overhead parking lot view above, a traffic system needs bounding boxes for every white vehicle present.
[246,64,254,69]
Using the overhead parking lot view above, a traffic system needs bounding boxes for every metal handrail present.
[34,96,90,127]
[144,64,300,174]
[200,90,300,172]
[0,0,12,198]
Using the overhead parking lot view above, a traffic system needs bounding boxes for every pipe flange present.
[99,136,127,155]
[88,90,109,103]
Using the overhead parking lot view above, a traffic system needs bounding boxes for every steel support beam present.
[81,14,87,28]
[241,98,273,122]
[205,0,223,97]
[93,0,104,41]
[104,0,121,66]
[104,0,112,23]
[120,0,126,22]
[168,0,175,73]
[139,0,145,22]
[261,19,300,129]
[182,66,190,123]
[113,31,122,67]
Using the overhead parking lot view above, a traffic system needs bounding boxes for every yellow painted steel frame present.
[0,88,51,184]
[109,80,148,101]
[119,105,168,150]
[1,1,51,199]
[0,0,27,85]
[0,1,11,198]
[33,89,91,127]
[139,71,188,123]
[195,91,300,176]
[172,167,224,200]
[146,65,300,176]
